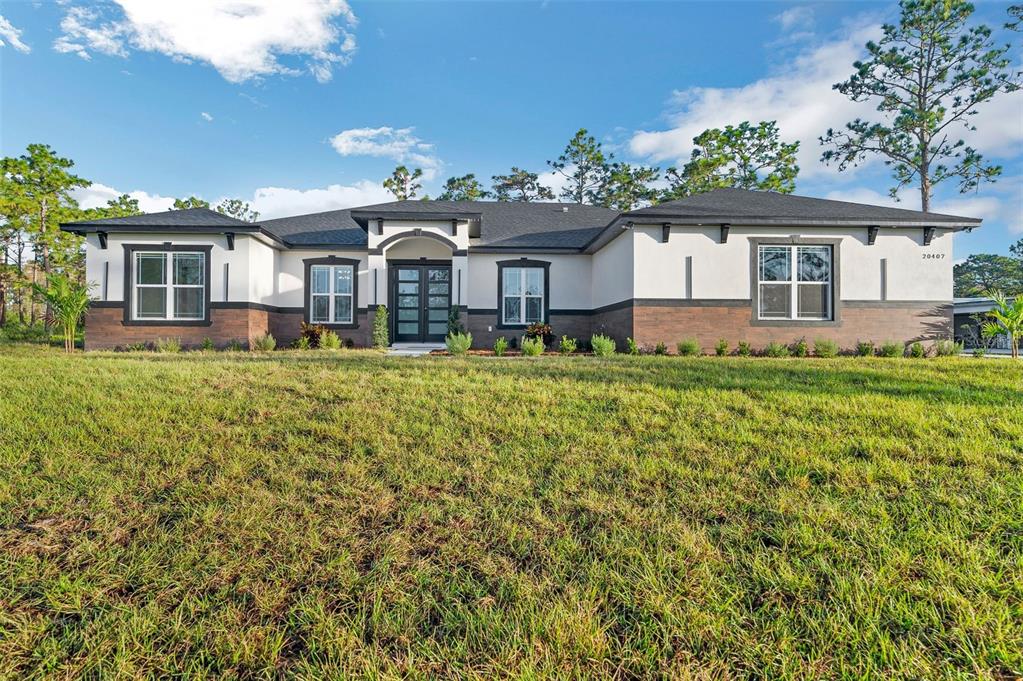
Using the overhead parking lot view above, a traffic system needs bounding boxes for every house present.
[60,188,980,351]
[954,297,1013,352]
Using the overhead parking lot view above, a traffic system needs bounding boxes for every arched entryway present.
[383,236,455,343]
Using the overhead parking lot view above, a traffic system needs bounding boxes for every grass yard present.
[0,345,1020,679]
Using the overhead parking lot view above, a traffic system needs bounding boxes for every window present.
[309,264,354,324]
[757,245,832,320]
[133,251,205,321]
[501,266,545,325]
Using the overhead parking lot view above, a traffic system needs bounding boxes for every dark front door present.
[390,263,451,343]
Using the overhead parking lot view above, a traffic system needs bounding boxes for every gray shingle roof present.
[62,207,251,228]
[622,188,981,225]
[258,209,366,247]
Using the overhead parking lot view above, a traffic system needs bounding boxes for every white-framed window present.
[502,266,545,325]
[133,251,205,320]
[310,264,354,324]
[758,245,832,320]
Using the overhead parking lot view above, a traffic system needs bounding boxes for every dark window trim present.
[496,258,551,329]
[303,256,360,329]
[748,237,842,327]
[122,244,213,327]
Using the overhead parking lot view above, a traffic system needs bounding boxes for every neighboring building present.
[954,297,1013,351]
[61,188,980,351]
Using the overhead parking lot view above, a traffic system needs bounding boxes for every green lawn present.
[1,345,1020,679]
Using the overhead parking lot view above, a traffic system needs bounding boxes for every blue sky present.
[1,0,1019,258]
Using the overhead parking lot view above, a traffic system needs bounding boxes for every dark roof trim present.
[620,216,980,227]
[350,210,481,222]
[61,223,288,247]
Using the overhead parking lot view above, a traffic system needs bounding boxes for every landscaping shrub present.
[737,341,752,357]
[447,306,465,336]
[714,338,729,357]
[124,342,148,352]
[972,347,986,358]
[300,322,326,348]
[0,322,48,342]
[319,330,342,350]
[934,339,963,357]
[677,338,700,356]
[814,338,839,358]
[524,322,553,347]
[558,336,577,354]
[856,340,875,357]
[879,340,904,358]
[292,336,311,350]
[198,337,215,352]
[763,341,790,358]
[445,331,472,356]
[909,341,926,358]
[373,305,389,349]
[251,333,276,352]
[493,336,508,357]
[654,341,668,355]
[226,338,245,352]
[792,338,809,357]
[521,336,544,356]
[591,334,616,357]
[154,337,181,353]
[625,337,639,355]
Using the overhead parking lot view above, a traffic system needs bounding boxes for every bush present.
[251,333,276,352]
[300,322,326,348]
[591,334,616,357]
[124,341,148,352]
[625,337,639,355]
[198,337,215,352]
[792,338,809,358]
[763,341,790,358]
[714,338,729,357]
[737,341,752,357]
[521,336,544,356]
[292,336,311,350]
[444,331,472,355]
[934,339,962,357]
[493,336,509,357]
[154,337,181,353]
[677,338,700,356]
[972,347,986,358]
[525,322,553,347]
[879,340,904,358]
[558,336,577,354]
[373,305,389,349]
[319,330,342,350]
[909,341,926,358]
[856,340,875,357]
[226,338,245,352]
[0,322,48,342]
[814,338,839,358]
[652,341,667,355]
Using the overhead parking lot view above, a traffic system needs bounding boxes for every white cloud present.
[250,181,392,219]
[53,0,358,83]
[774,6,814,32]
[330,126,442,179]
[200,111,213,122]
[0,14,31,53]
[72,182,175,213]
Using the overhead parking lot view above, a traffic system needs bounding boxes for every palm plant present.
[981,291,1022,359]
[32,273,92,353]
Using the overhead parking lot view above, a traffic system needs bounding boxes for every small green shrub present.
[591,334,616,357]
[792,338,809,358]
[737,341,752,357]
[814,338,839,358]
[198,337,215,352]
[292,336,311,350]
[373,305,389,349]
[251,333,276,352]
[934,339,962,357]
[625,337,639,355]
[764,341,790,358]
[521,336,544,356]
[445,331,472,355]
[677,338,700,356]
[524,322,553,346]
[879,340,904,358]
[447,306,465,336]
[909,341,926,358]
[319,330,342,350]
[972,347,986,358]
[124,341,148,352]
[493,336,509,357]
[714,338,729,357]
[300,322,325,348]
[856,340,875,357]
[154,337,181,353]
[654,341,668,355]
[226,338,245,352]
[558,336,578,354]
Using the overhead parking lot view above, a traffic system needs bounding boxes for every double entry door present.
[389,263,452,343]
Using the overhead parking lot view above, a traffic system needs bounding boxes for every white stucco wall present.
[590,229,634,308]
[277,250,369,309]
[368,219,469,252]
[466,253,592,311]
[630,224,954,303]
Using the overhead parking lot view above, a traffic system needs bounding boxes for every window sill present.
[750,317,839,327]
[123,319,213,327]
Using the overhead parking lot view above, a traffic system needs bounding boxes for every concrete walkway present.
[386,343,445,357]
